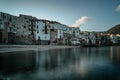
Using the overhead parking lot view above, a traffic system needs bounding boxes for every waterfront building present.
[35,20,70,45]
[35,20,51,45]
[0,12,37,44]
[0,12,82,45]
[0,12,17,44]
[50,22,64,45]
[106,34,119,45]
[80,31,99,46]
[70,27,81,45]
[16,14,37,44]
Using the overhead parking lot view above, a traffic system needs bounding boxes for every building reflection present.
[0,50,37,75]
[110,46,113,62]
[35,47,111,77]
[116,47,120,62]
[0,47,120,79]
[36,48,75,70]
[109,46,120,64]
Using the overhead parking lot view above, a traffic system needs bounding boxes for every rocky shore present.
[0,45,78,53]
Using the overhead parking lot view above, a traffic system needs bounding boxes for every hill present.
[106,24,120,34]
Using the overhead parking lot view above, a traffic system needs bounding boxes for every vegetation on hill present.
[106,24,120,34]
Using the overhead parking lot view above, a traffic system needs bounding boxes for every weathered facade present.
[35,20,51,45]
[0,12,16,44]
[0,12,81,45]
[0,12,37,44]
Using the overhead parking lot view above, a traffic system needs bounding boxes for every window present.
[9,17,12,22]
[9,27,12,32]
[48,25,50,28]
[45,25,48,34]
[37,30,39,33]
[24,26,26,28]
[38,36,41,40]
[60,35,62,39]
[42,29,44,32]
[37,25,39,29]
[13,29,16,32]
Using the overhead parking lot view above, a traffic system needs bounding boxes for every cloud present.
[71,16,89,27]
[116,4,120,12]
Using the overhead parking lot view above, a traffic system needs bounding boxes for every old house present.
[35,20,51,45]
[0,12,17,44]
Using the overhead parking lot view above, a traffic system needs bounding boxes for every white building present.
[35,20,70,45]
[54,23,64,39]
[35,20,51,45]
[0,12,81,45]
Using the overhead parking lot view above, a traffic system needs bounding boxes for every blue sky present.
[0,0,120,31]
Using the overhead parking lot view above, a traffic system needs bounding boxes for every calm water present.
[0,46,120,80]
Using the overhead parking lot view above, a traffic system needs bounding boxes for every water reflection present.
[0,51,37,75]
[109,46,120,64]
[0,46,120,80]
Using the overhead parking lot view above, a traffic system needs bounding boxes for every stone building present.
[35,20,51,45]
[0,12,81,45]
[0,12,37,44]
[35,20,65,45]
[50,22,66,45]
[0,12,17,44]
[70,27,81,45]
[16,14,37,44]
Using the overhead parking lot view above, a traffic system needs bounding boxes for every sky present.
[0,0,120,31]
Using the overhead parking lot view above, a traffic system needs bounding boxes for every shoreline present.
[0,45,78,53]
